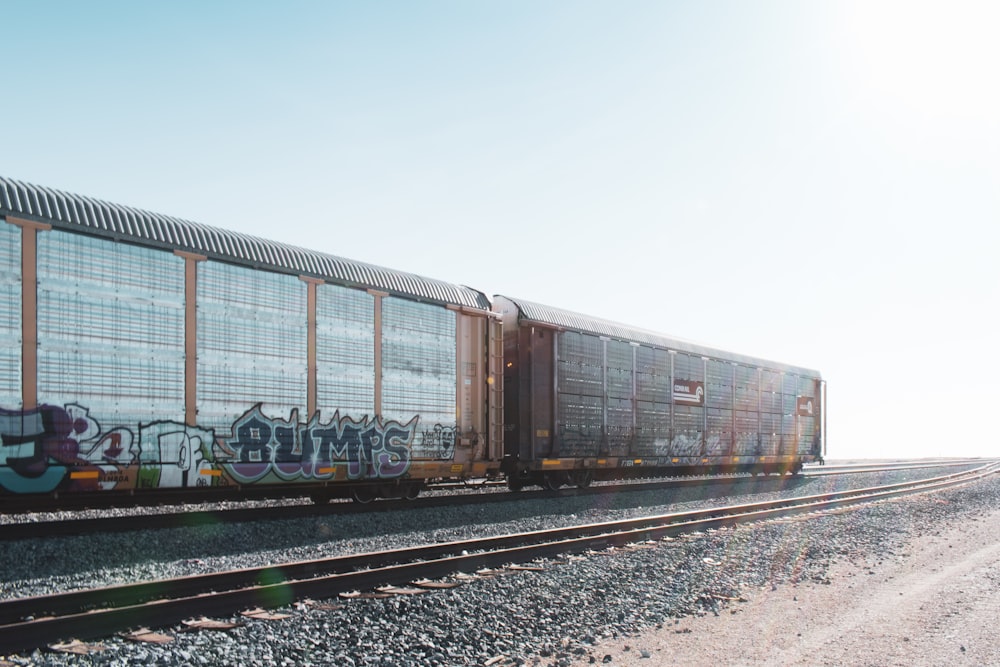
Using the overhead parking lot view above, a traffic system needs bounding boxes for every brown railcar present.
[494,295,824,490]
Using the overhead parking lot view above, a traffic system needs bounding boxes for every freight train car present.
[0,176,824,503]
[0,177,503,502]
[494,296,825,490]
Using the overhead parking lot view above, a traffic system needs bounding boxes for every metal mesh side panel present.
[796,375,819,454]
[557,393,601,457]
[706,408,731,455]
[796,416,817,454]
[635,401,670,456]
[634,346,670,456]
[557,332,602,396]
[671,405,703,456]
[0,222,20,407]
[735,365,759,412]
[783,374,818,455]
[760,412,782,456]
[673,353,703,382]
[36,231,185,425]
[604,340,633,456]
[734,410,759,455]
[635,346,669,403]
[607,396,632,456]
[706,359,732,409]
[556,332,604,457]
[197,262,307,431]
[672,353,704,456]
[315,284,375,420]
[606,340,633,399]
[780,374,800,454]
[761,369,782,413]
[381,298,456,449]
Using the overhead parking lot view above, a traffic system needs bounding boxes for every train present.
[0,176,825,503]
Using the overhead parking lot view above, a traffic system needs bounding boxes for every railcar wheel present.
[570,470,593,488]
[543,472,566,491]
[402,483,421,500]
[351,487,376,504]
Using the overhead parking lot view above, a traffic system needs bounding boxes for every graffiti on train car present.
[137,421,216,489]
[734,432,760,455]
[0,404,73,493]
[418,423,457,459]
[0,402,453,493]
[221,405,416,483]
[0,403,135,493]
[670,433,703,457]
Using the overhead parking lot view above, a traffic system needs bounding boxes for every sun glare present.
[844,0,999,122]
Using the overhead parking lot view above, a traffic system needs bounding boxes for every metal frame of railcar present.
[494,295,824,489]
[0,176,502,500]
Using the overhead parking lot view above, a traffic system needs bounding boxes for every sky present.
[3,1,998,460]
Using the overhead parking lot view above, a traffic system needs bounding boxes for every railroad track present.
[1,461,995,655]
[0,460,985,542]
[0,476,808,541]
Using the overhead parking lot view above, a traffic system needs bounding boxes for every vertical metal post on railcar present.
[551,330,559,458]
[601,337,609,454]
[821,379,827,458]
[778,371,785,456]
[731,362,737,458]
[631,343,638,457]
[302,276,323,419]
[701,357,708,457]
[756,366,764,456]
[669,350,676,454]
[488,316,504,462]
[370,291,386,420]
[528,326,535,463]
[794,377,799,459]
[9,217,51,410]
[180,252,207,426]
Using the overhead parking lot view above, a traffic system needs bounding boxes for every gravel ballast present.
[0,465,996,666]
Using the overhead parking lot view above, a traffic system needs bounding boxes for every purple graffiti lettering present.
[223,407,416,484]
[310,419,365,478]
[225,405,278,482]
[0,405,72,493]
[272,420,302,479]
[379,423,412,477]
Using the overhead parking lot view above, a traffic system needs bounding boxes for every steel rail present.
[0,475,795,540]
[804,460,996,476]
[2,460,989,542]
[0,462,995,655]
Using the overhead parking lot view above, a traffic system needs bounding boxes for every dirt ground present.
[572,505,1000,666]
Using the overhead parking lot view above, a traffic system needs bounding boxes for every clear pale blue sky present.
[4,1,997,459]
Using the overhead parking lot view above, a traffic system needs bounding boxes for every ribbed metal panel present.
[36,230,186,426]
[381,297,457,455]
[0,222,20,407]
[0,176,490,311]
[196,261,307,432]
[497,295,820,378]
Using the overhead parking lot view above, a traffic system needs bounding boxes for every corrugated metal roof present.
[495,295,821,377]
[0,176,490,310]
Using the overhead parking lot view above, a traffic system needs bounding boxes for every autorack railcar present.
[0,176,503,502]
[0,176,824,503]
[494,295,824,490]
